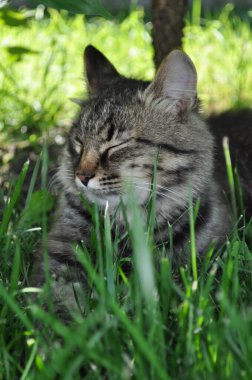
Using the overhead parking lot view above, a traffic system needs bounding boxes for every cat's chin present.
[87,190,121,209]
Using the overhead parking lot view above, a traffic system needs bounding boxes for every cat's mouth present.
[75,176,121,207]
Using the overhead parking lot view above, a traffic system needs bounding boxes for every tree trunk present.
[152,0,188,69]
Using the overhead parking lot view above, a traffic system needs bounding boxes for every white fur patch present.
[87,177,101,190]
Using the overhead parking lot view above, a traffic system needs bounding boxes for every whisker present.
[130,184,179,204]
[126,176,203,207]
[122,178,188,203]
[123,180,206,224]
[122,175,187,198]
[48,175,61,190]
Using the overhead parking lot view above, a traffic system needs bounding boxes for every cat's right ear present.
[84,45,120,95]
[144,50,197,116]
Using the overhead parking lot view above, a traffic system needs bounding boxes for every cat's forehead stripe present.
[86,101,113,134]
[97,113,114,135]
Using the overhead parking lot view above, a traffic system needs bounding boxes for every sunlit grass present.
[0,8,153,150]
[185,4,252,112]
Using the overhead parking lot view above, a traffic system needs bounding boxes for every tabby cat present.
[32,45,252,315]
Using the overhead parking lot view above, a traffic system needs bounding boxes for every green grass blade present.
[0,160,29,237]
[9,240,21,294]
[128,185,156,304]
[233,166,244,213]
[192,0,202,25]
[223,136,237,221]
[189,195,198,282]
[24,154,41,208]
[0,284,33,331]
[104,202,115,299]
[110,302,170,380]
[20,342,38,380]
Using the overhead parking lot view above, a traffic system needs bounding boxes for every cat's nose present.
[76,172,95,187]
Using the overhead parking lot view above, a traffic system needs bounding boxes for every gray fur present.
[32,46,241,315]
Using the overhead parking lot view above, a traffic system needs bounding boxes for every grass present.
[1,150,252,379]
[1,3,252,380]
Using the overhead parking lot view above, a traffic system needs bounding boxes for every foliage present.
[40,0,112,19]
[185,4,252,111]
[0,7,153,173]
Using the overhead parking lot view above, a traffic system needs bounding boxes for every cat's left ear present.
[84,45,120,95]
[144,50,197,115]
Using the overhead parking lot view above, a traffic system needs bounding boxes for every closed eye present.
[100,138,134,162]
[74,137,83,154]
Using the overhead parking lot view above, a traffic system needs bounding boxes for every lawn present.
[0,3,252,379]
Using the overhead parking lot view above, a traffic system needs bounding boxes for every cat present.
[31,45,252,316]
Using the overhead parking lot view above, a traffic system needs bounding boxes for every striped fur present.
[32,46,231,315]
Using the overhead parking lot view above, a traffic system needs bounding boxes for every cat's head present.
[61,45,213,213]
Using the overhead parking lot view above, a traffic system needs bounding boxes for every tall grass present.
[0,150,252,379]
